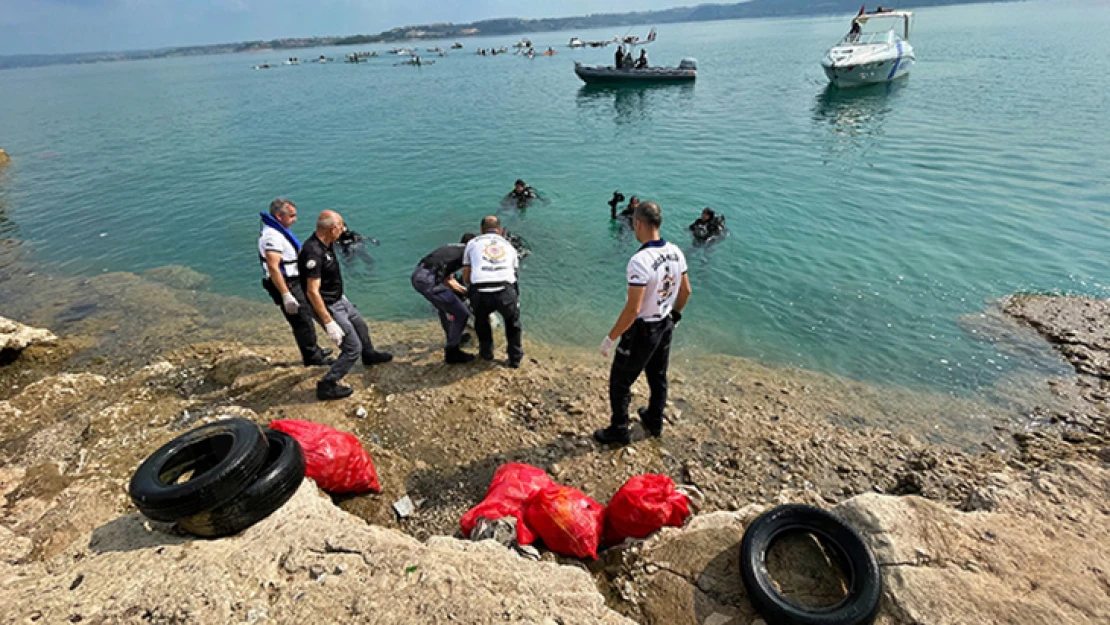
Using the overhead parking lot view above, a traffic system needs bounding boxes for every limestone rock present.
[0,479,634,624]
[837,467,1110,625]
[0,148,9,166]
[0,315,56,354]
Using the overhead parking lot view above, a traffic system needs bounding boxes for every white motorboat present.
[569,37,585,48]
[822,10,915,88]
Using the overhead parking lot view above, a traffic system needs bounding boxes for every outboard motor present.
[679,58,698,71]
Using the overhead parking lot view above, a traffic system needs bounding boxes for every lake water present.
[0,1,1106,395]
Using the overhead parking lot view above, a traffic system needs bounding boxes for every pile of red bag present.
[460,463,692,560]
[270,420,380,494]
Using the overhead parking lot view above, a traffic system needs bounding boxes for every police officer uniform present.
[411,243,471,357]
[258,219,327,366]
[606,239,687,437]
[298,233,390,391]
[463,232,522,366]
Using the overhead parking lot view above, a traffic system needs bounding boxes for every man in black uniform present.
[412,233,477,364]
[300,210,393,401]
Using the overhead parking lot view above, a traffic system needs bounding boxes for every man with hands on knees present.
[596,200,691,445]
[299,210,393,401]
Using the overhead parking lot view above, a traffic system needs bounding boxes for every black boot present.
[460,333,473,345]
[362,350,394,366]
[445,346,476,364]
[638,407,663,438]
[316,380,353,401]
[593,424,631,446]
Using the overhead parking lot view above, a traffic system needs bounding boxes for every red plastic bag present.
[604,474,691,543]
[269,420,380,494]
[460,463,553,544]
[524,484,606,560]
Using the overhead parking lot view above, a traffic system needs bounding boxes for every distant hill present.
[0,0,1017,70]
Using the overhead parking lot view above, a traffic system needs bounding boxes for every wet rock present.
[0,148,9,166]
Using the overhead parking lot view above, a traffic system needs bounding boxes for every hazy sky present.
[0,0,689,55]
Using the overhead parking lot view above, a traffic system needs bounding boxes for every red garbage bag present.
[269,420,380,494]
[524,484,606,560]
[604,474,691,543]
[460,463,553,544]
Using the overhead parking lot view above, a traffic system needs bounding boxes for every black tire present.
[128,418,269,523]
[739,504,882,625]
[177,429,306,537]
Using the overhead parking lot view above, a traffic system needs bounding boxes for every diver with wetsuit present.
[609,192,640,223]
[507,179,539,209]
[688,208,727,244]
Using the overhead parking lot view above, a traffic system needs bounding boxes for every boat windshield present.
[842,29,897,45]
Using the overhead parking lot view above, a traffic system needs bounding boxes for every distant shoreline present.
[0,0,1021,71]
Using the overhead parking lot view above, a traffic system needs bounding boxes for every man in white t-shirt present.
[596,201,692,445]
[462,215,523,367]
[258,198,330,367]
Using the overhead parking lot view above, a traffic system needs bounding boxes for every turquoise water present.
[0,2,1106,393]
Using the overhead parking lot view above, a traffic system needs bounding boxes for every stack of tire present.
[128,418,305,537]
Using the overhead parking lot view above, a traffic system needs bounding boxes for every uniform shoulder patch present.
[306,260,317,269]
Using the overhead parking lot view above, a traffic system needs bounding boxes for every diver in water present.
[609,192,640,223]
[688,208,727,244]
[501,228,531,259]
[336,226,380,268]
[506,179,539,209]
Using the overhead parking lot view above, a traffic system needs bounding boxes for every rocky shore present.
[0,266,1107,624]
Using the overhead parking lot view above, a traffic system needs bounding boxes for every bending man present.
[300,210,393,401]
[258,198,331,367]
[412,233,477,364]
[596,201,692,445]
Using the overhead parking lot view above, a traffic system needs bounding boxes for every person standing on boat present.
[462,216,523,368]
[615,45,624,69]
[258,199,332,367]
[596,201,692,445]
[623,48,634,69]
[635,49,649,69]
[300,210,393,401]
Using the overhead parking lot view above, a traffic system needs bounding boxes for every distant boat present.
[569,37,585,48]
[451,42,464,49]
[822,10,915,87]
[574,60,697,84]
[513,38,532,48]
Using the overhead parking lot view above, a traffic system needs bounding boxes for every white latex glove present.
[325,320,345,346]
[281,292,299,314]
[600,336,615,358]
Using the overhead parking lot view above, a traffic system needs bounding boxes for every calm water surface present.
[0,2,1107,395]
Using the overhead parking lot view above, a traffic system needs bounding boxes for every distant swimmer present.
[609,192,640,222]
[336,226,380,268]
[506,179,539,209]
[688,207,727,244]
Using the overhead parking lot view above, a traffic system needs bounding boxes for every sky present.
[0,0,689,55]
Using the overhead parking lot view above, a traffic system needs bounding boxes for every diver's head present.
[269,198,297,228]
[480,215,501,235]
[460,232,477,244]
[701,207,715,221]
[514,179,526,191]
[315,210,345,245]
[633,201,663,244]
[629,196,641,209]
